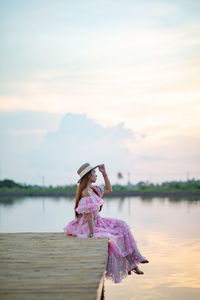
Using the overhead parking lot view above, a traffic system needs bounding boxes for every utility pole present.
[127,172,130,185]
[186,171,189,181]
[42,176,45,187]
[148,174,152,183]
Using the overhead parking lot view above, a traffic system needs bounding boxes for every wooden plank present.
[0,233,108,300]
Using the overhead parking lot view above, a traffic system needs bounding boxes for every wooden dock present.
[0,233,108,300]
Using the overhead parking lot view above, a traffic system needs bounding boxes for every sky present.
[0,0,200,185]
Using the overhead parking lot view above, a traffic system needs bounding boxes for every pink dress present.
[64,185,146,283]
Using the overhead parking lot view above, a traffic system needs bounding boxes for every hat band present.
[79,165,93,178]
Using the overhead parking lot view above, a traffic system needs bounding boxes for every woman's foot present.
[128,266,144,275]
[141,259,149,264]
[132,266,144,275]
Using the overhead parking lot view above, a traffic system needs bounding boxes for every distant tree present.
[136,181,146,188]
[0,179,22,188]
[117,172,123,185]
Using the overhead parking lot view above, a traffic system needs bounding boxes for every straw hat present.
[77,163,99,183]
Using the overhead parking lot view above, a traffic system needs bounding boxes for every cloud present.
[0,111,138,185]
[28,113,136,183]
[0,111,199,184]
[0,110,63,131]
[0,1,199,184]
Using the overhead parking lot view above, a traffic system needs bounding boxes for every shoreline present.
[0,190,200,198]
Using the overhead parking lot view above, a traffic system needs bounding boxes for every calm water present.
[0,195,200,300]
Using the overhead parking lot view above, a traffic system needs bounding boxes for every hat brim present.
[77,164,99,183]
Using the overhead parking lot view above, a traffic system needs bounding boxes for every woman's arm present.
[86,212,94,237]
[98,164,112,195]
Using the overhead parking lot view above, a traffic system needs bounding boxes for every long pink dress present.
[64,185,146,283]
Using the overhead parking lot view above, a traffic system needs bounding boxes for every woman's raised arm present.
[98,164,112,195]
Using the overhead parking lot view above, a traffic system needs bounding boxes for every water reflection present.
[105,235,200,300]
[0,195,200,299]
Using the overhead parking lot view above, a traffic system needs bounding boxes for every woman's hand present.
[98,164,107,175]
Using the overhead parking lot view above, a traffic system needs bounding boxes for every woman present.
[64,163,149,283]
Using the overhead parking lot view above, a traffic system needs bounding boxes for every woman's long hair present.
[74,170,92,218]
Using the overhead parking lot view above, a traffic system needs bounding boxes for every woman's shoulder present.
[80,185,104,199]
[79,189,104,204]
[79,193,98,202]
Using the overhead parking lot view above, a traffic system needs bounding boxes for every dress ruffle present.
[92,184,104,197]
[75,194,104,214]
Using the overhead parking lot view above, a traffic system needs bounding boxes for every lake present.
[0,195,200,300]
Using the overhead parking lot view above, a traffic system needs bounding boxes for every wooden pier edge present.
[0,232,109,300]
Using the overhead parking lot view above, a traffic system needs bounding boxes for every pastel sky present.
[0,0,200,185]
